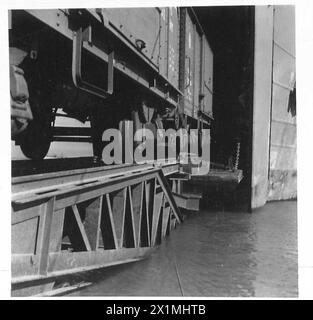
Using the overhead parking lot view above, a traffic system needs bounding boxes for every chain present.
[234,142,241,170]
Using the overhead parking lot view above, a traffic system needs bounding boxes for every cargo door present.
[203,38,213,117]
[268,6,296,200]
[103,8,161,67]
[184,12,195,118]
[193,28,202,119]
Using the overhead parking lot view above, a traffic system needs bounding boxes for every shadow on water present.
[67,200,297,297]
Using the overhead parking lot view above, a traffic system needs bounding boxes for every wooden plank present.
[190,169,243,184]
[12,162,178,198]
[110,189,126,249]
[172,192,200,211]
[12,168,160,205]
[155,203,163,246]
[12,247,152,284]
[107,194,118,248]
[35,282,92,297]
[12,163,143,193]
[78,197,102,250]
[49,208,65,252]
[139,182,150,247]
[170,211,177,230]
[169,172,190,181]
[156,171,182,223]
[37,197,55,275]
[101,194,118,250]
[145,179,156,237]
[151,192,163,246]
[128,186,137,247]
[121,186,136,248]
[130,184,142,247]
[71,205,91,252]
[52,171,158,211]
[11,253,39,278]
[162,207,171,238]
[12,217,40,255]
[12,203,43,225]
[172,179,177,193]
[177,180,182,194]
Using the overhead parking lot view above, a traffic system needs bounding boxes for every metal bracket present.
[72,26,114,98]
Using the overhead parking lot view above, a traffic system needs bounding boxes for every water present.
[69,200,297,297]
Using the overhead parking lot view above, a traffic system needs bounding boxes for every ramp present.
[11,163,182,296]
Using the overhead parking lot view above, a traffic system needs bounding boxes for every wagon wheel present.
[19,116,52,160]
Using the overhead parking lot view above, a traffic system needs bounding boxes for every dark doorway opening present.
[193,6,255,210]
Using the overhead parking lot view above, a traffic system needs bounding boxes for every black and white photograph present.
[1,0,313,300]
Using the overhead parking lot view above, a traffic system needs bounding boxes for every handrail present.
[72,26,114,99]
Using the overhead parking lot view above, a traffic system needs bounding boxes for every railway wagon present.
[9,7,214,161]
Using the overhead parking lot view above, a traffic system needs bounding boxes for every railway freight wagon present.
[10,7,214,161]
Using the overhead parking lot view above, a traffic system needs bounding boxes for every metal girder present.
[11,163,182,296]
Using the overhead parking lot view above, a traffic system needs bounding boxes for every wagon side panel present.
[103,8,161,67]
[203,38,213,116]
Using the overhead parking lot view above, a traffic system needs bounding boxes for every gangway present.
[11,162,182,296]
